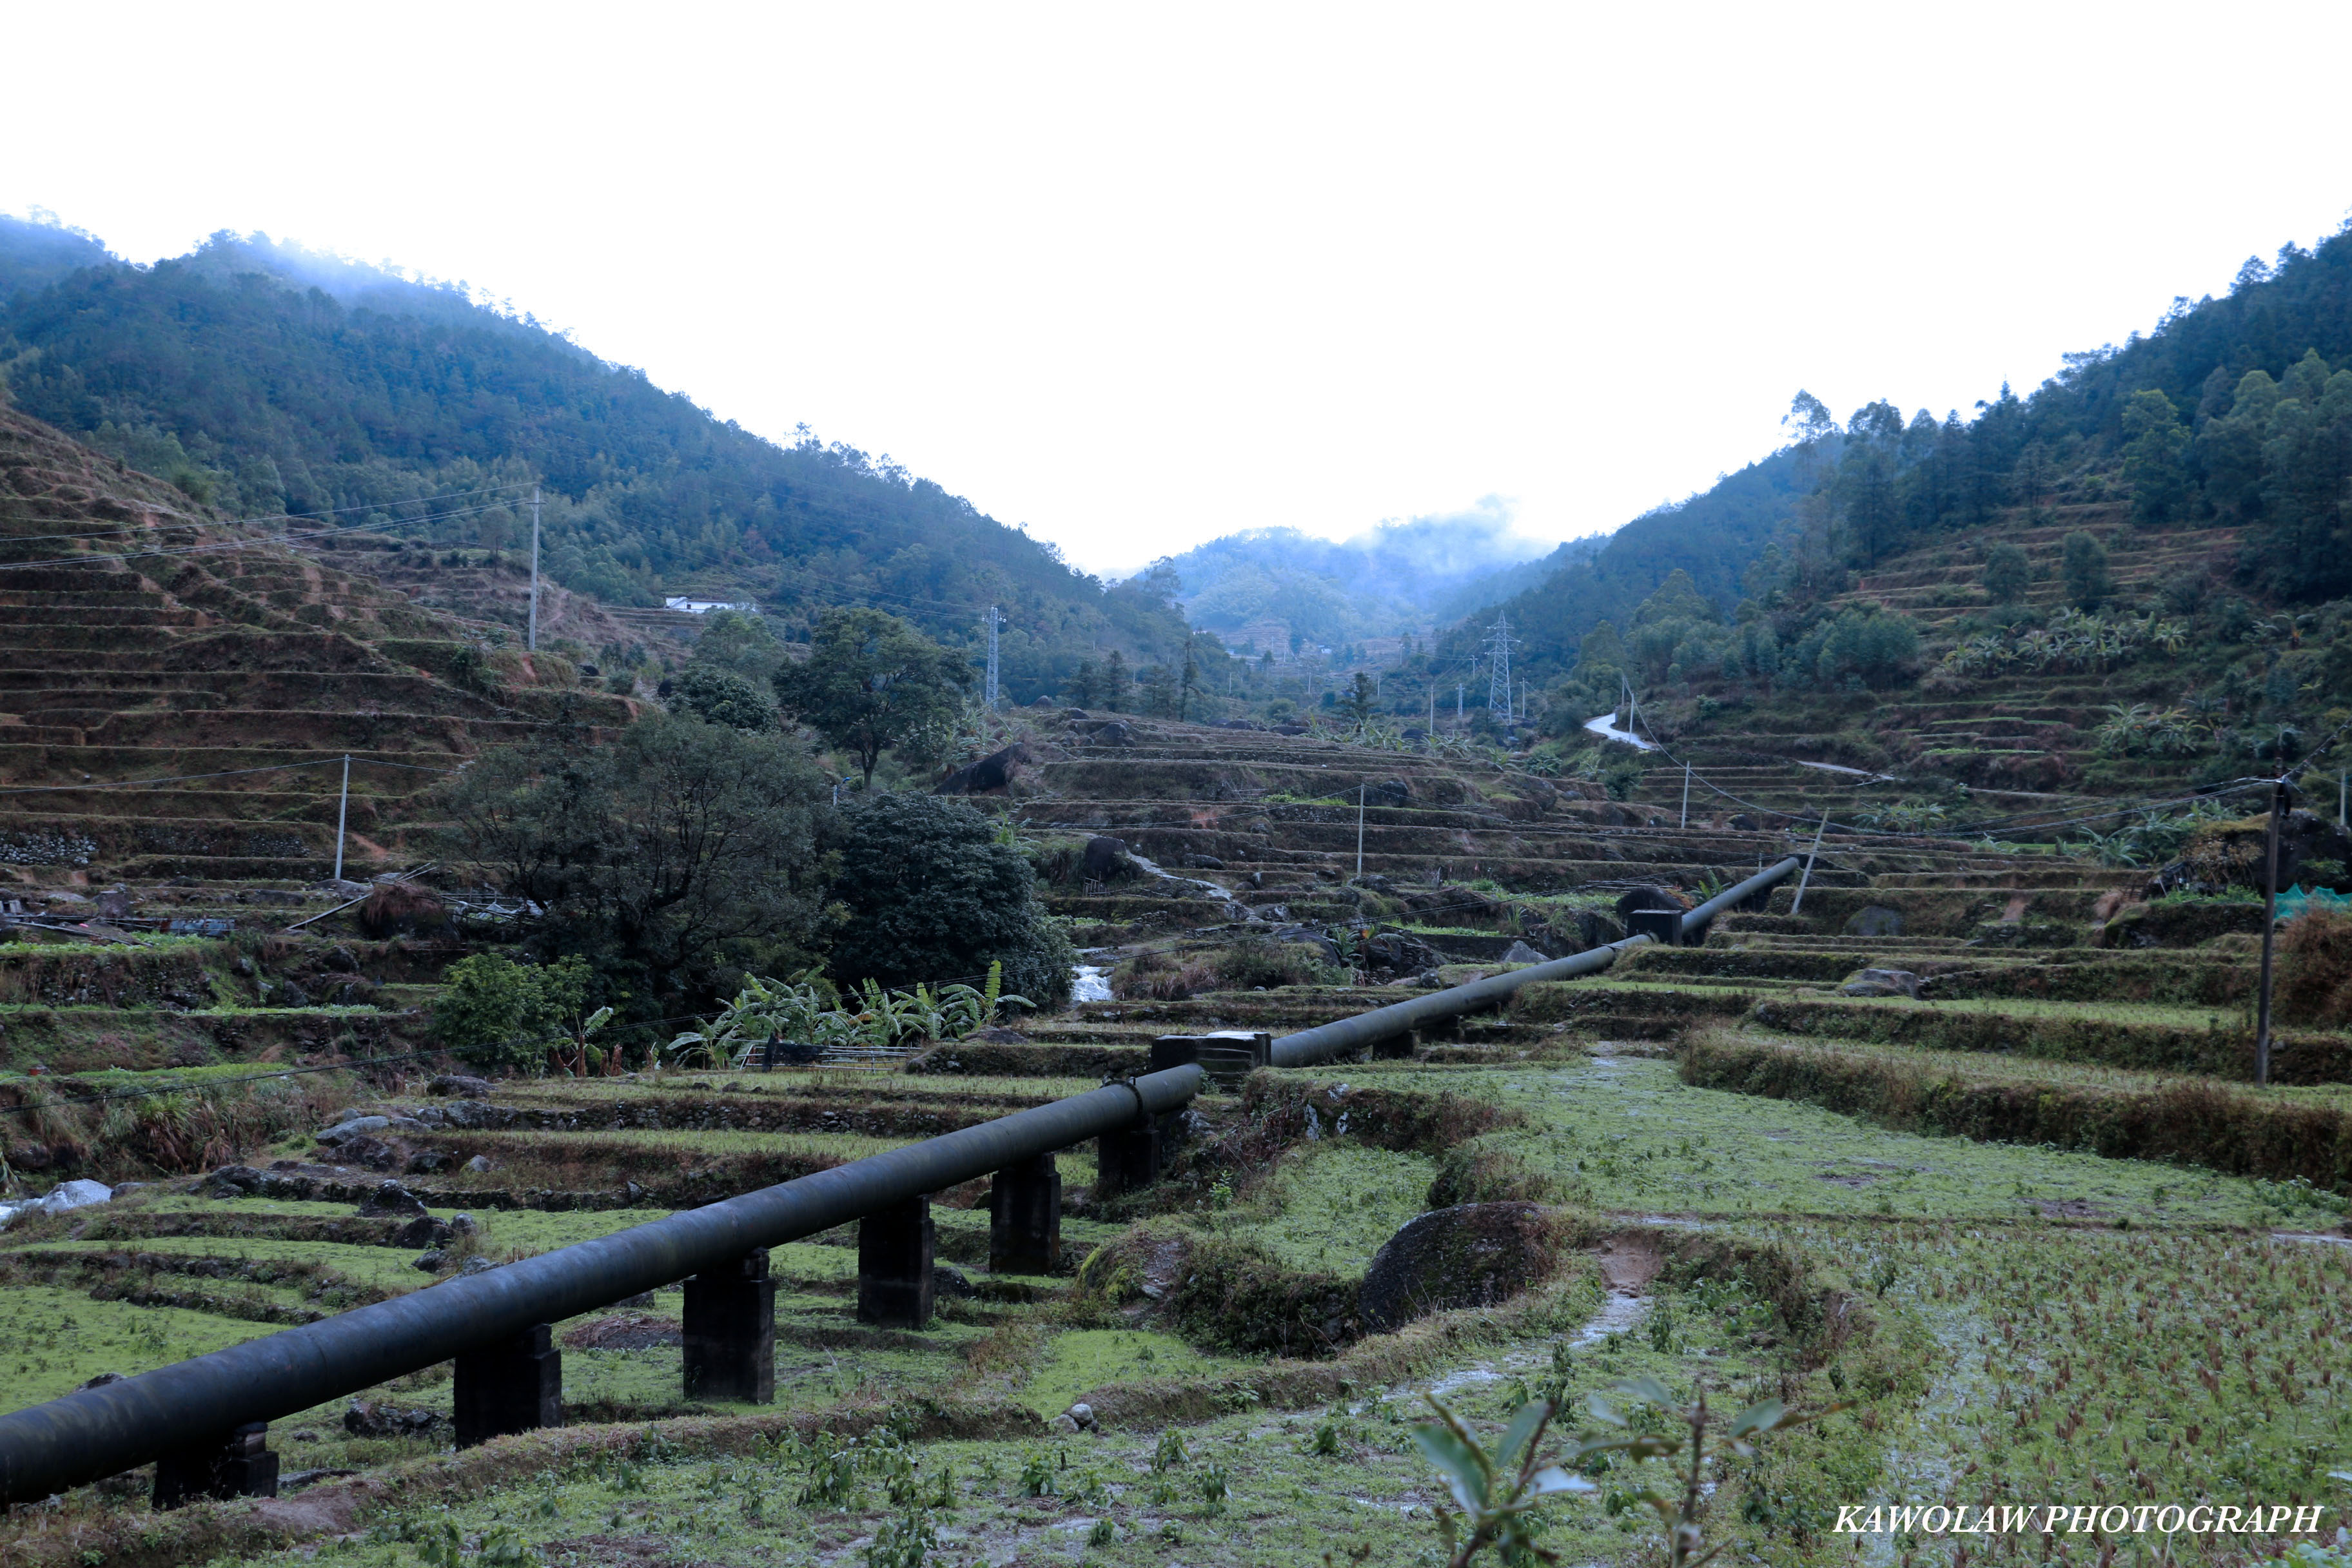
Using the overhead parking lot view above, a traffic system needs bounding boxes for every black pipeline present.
[0,1064,1204,1506]
[1268,856,1803,1069]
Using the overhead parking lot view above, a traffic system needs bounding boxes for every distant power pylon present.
[984,605,1002,707]
[1484,612,1518,733]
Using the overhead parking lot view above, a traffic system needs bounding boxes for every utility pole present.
[1356,782,1366,882]
[2256,776,2289,1086]
[984,605,1001,709]
[526,486,542,653]
[1680,761,1692,828]
[1790,808,1830,916]
[1455,683,1465,725]
[2338,770,2345,831]
[332,754,350,883]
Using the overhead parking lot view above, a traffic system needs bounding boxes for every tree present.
[772,607,970,786]
[1981,542,2030,605]
[1069,658,1099,707]
[2119,389,2191,525]
[825,794,1075,1006]
[442,711,831,1014]
[1102,649,1129,711]
[2060,531,2112,610]
[1179,633,1203,720]
[1341,671,1377,725]
[689,609,787,682]
[429,954,611,1075]
[667,664,774,731]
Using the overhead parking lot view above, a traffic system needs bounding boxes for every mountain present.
[1449,224,2352,702]
[1159,504,1556,648]
[0,217,1188,699]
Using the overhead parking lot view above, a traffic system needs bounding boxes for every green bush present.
[827,793,1075,1006]
[429,954,596,1073]
[667,665,774,731]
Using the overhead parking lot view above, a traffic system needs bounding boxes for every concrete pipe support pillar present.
[453,1323,562,1447]
[684,1249,776,1402]
[989,1153,1060,1275]
[856,1198,936,1330]
[153,1422,277,1510]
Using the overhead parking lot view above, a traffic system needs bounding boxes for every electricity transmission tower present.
[1484,612,1518,732]
[984,605,1002,708]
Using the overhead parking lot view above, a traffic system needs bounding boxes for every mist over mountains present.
[1157,502,1591,647]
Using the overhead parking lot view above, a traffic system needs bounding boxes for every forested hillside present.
[0,219,1188,698]
[1446,224,2352,721]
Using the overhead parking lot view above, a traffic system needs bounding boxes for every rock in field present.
[355,1181,427,1218]
[1838,968,1922,999]
[1358,1202,1565,1332]
[39,1179,112,1214]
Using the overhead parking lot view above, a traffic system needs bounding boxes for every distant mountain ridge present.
[1159,504,1565,646]
[0,216,1186,700]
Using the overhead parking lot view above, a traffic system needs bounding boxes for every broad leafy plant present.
[1414,1378,1838,1567]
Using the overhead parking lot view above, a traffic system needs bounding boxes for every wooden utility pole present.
[2256,776,2288,1086]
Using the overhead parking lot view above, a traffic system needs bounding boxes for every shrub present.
[667,665,774,731]
[357,881,451,939]
[429,954,598,1073]
[2061,530,2113,609]
[2279,909,2352,1026]
[1981,542,2030,604]
[827,793,1075,1006]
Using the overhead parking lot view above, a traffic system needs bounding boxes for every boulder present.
[344,1402,438,1437]
[39,1179,112,1214]
[1498,940,1549,965]
[934,1264,975,1298]
[1086,721,1137,748]
[935,742,1031,796]
[391,1213,453,1250]
[464,1155,495,1174]
[427,1075,494,1098]
[1838,968,1922,999]
[338,1135,403,1172]
[1272,925,1342,965]
[1181,854,1226,870]
[316,1115,392,1145]
[965,1025,1030,1045]
[1364,778,1412,808]
[206,1165,266,1199]
[404,1150,453,1175]
[1081,836,1134,882]
[1362,932,1442,975]
[1359,1202,1565,1331]
[458,1256,498,1276]
[1843,906,1905,937]
[1574,910,1626,949]
[355,1181,427,1219]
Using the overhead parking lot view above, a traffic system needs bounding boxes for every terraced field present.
[0,683,2342,1568]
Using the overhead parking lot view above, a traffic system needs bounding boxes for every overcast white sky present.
[7,3,2352,576]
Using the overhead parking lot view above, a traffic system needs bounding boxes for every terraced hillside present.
[1,483,2346,1564]
[0,404,634,889]
[1625,506,2262,823]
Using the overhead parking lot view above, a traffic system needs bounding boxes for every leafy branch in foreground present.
[1414,1377,1843,1568]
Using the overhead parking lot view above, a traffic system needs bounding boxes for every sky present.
[7,3,2352,576]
